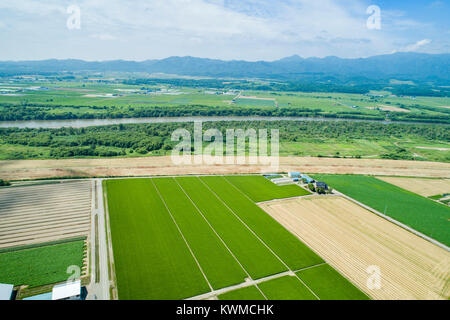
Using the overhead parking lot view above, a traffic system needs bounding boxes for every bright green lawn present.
[312,174,450,246]
[0,240,84,288]
[225,175,310,202]
[297,264,369,300]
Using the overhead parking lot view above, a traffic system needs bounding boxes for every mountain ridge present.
[0,52,449,81]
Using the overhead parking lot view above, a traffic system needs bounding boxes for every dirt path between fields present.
[0,156,449,180]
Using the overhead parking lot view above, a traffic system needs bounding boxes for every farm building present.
[272,178,294,186]
[52,280,82,300]
[288,172,301,178]
[301,174,315,184]
[23,292,52,300]
[0,283,13,300]
[316,182,328,190]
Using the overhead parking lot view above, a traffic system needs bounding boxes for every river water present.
[0,116,405,129]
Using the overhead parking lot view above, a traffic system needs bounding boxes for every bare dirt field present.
[0,181,91,248]
[0,156,449,181]
[377,177,450,197]
[259,196,450,300]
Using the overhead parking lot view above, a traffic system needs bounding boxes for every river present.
[0,116,412,129]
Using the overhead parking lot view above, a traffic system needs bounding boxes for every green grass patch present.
[201,176,324,270]
[0,240,85,288]
[152,177,247,290]
[258,276,317,300]
[176,177,287,279]
[297,264,370,300]
[225,175,310,202]
[312,174,450,246]
[105,178,210,300]
[219,286,266,300]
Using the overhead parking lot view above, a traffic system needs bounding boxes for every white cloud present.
[404,39,432,52]
[90,33,116,41]
[0,0,445,61]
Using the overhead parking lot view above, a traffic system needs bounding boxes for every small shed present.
[0,283,13,300]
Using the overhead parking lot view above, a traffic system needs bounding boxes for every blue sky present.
[0,0,448,61]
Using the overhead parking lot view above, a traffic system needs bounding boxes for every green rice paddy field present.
[105,175,369,300]
[0,240,85,288]
[313,174,450,247]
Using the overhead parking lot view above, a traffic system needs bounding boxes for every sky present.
[0,0,448,61]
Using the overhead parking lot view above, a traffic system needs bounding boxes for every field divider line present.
[187,261,327,301]
[200,176,321,300]
[172,178,258,290]
[186,269,293,300]
[151,179,214,293]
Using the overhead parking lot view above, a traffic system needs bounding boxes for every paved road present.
[87,179,110,300]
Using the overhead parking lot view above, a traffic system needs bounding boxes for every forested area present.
[1,103,449,124]
[1,120,448,161]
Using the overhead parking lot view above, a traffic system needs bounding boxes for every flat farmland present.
[0,239,85,288]
[225,175,310,202]
[105,175,366,300]
[260,196,450,300]
[0,180,92,248]
[313,174,450,246]
[2,156,450,181]
[376,177,450,197]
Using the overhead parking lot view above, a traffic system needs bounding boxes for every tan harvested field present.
[377,105,411,112]
[260,196,450,300]
[238,96,276,101]
[0,181,91,248]
[0,156,449,180]
[377,177,450,197]
[416,146,450,151]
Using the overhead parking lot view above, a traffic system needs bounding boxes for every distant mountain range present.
[0,52,449,82]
